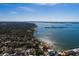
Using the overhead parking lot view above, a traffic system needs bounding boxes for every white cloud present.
[18,6,34,12]
[10,6,35,15]
[2,3,13,6]
[35,3,57,6]
[10,11,17,14]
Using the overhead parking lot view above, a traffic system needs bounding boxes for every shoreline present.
[0,22,79,56]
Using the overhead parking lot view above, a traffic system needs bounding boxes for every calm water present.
[34,22,79,51]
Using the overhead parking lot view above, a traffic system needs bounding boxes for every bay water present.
[34,22,79,51]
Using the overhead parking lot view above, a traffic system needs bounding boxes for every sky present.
[0,3,79,22]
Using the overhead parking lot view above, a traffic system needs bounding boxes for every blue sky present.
[0,3,79,22]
